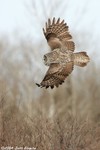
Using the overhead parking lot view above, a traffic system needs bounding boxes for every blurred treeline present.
[0,0,100,148]
[0,34,100,148]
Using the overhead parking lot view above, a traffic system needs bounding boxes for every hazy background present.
[0,0,100,148]
[0,0,100,117]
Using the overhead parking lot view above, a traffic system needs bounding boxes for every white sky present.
[0,0,100,58]
[0,0,100,37]
[0,0,31,36]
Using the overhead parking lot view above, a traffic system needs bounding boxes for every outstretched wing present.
[36,62,74,89]
[43,17,75,51]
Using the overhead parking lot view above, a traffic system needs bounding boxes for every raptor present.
[36,18,90,89]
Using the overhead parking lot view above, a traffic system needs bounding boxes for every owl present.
[36,18,90,89]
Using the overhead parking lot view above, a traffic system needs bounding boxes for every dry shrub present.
[0,97,100,149]
[0,38,100,149]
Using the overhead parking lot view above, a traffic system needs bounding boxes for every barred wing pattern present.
[43,17,75,51]
[36,18,89,89]
[36,62,74,89]
[36,18,75,89]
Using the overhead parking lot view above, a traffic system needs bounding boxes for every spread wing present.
[36,62,74,89]
[43,17,75,51]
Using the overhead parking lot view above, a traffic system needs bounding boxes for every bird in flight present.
[36,18,90,89]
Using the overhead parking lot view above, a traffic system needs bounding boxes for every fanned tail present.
[74,52,90,67]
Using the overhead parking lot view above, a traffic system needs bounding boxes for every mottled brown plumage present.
[36,18,90,89]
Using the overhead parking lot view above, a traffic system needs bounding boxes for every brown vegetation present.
[0,37,100,149]
[0,99,100,150]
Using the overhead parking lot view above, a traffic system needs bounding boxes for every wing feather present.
[43,17,75,51]
[36,62,74,89]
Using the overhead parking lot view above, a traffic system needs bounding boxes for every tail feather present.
[74,52,90,67]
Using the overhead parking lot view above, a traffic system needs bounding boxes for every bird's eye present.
[44,55,47,61]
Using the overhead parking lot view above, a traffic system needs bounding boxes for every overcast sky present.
[0,0,100,58]
[0,0,30,36]
[0,0,100,37]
